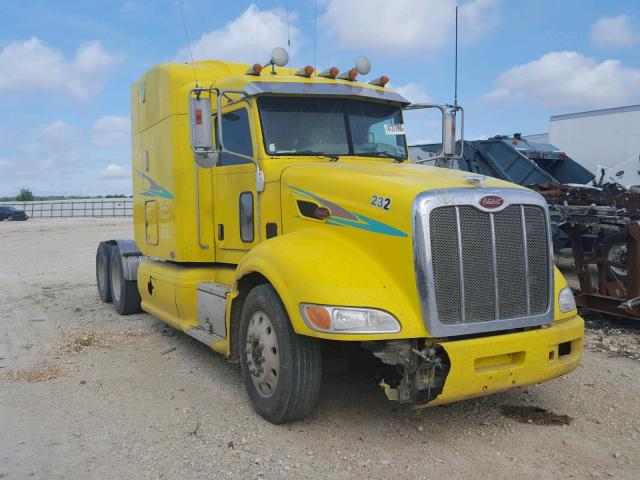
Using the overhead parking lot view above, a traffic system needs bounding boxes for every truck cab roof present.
[134,61,408,133]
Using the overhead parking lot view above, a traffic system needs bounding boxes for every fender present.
[106,239,144,281]
[234,229,428,341]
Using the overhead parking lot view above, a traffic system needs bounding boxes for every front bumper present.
[427,314,584,406]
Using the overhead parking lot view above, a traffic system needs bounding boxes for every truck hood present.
[280,160,523,198]
[280,160,525,235]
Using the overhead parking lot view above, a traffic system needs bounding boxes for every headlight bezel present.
[300,304,402,334]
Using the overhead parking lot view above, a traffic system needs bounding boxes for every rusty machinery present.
[537,184,640,320]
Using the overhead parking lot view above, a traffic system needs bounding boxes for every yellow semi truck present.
[96,48,583,423]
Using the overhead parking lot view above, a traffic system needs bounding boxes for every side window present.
[219,108,253,166]
[239,192,254,242]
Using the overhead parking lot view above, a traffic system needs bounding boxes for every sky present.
[1,0,639,197]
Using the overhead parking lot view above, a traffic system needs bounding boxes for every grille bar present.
[454,206,466,324]
[521,205,531,315]
[489,211,499,320]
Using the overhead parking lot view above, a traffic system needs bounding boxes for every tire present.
[109,246,142,315]
[239,284,321,424]
[8,215,14,221]
[96,242,113,303]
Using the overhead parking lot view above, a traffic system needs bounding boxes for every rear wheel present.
[109,246,142,315]
[96,242,113,303]
[239,284,321,424]
[7,215,14,221]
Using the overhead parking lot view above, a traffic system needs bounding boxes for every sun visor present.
[243,81,410,106]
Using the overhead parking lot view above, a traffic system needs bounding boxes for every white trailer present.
[549,105,640,187]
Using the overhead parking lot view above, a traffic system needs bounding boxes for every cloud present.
[591,15,639,48]
[0,38,123,101]
[177,5,301,63]
[41,121,77,148]
[101,163,130,179]
[394,83,433,103]
[92,116,130,147]
[320,0,498,55]
[482,51,640,109]
[32,121,81,169]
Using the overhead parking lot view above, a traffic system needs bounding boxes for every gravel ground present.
[1,218,639,480]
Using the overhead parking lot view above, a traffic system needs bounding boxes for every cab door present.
[213,105,258,262]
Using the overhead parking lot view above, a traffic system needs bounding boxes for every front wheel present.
[239,284,321,424]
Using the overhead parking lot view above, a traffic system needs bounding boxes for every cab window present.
[218,108,253,166]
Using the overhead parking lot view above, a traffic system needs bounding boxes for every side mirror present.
[442,111,456,156]
[189,96,218,167]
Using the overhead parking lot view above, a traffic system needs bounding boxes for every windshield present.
[258,96,407,160]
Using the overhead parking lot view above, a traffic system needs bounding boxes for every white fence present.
[1,199,133,218]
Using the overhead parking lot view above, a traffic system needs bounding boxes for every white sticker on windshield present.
[268,143,276,153]
[384,124,406,135]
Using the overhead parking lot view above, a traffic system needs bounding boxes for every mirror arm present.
[216,90,265,194]
[406,103,464,165]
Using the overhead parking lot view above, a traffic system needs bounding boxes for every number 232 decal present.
[371,195,391,210]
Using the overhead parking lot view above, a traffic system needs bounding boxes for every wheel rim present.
[110,256,121,304]
[245,310,280,398]
[608,244,628,277]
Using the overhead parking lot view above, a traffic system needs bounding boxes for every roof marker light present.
[318,67,339,79]
[368,75,390,87]
[246,63,263,76]
[295,65,315,78]
[338,68,358,81]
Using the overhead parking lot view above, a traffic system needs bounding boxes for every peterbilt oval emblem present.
[479,195,504,209]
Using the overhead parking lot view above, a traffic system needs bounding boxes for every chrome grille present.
[428,203,550,325]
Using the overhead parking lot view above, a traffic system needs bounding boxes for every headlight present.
[558,287,576,313]
[300,304,401,333]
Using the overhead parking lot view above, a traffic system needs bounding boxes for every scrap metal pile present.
[533,183,640,319]
[534,183,640,218]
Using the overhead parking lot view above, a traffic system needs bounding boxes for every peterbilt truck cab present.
[96,49,584,424]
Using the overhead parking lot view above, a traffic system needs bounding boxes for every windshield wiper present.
[291,150,340,162]
[364,152,406,163]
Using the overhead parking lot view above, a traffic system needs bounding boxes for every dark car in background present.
[0,206,29,221]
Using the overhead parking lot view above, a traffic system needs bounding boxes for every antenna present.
[454,5,458,106]
[314,0,317,75]
[286,0,292,74]
[179,0,198,85]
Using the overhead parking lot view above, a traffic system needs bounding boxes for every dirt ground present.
[1,218,639,480]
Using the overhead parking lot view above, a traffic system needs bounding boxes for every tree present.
[16,188,34,201]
